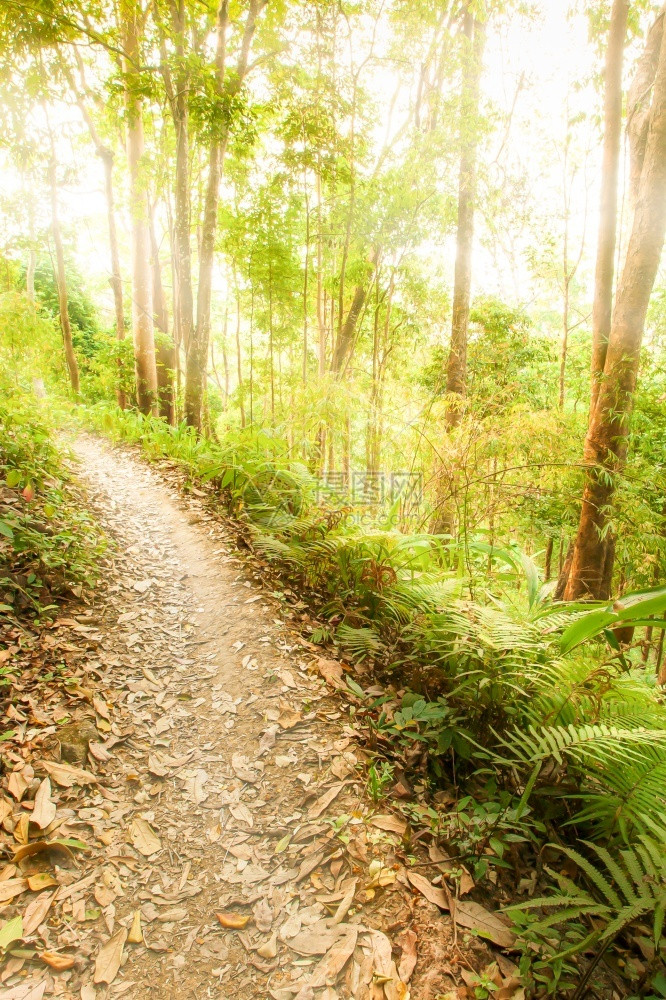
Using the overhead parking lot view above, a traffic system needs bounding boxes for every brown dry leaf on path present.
[316,657,345,690]
[7,768,34,803]
[128,817,161,857]
[27,873,57,892]
[183,768,209,805]
[301,925,358,991]
[0,980,48,1000]
[307,782,346,819]
[216,912,251,929]
[289,920,348,956]
[93,927,128,984]
[253,897,273,933]
[406,870,449,909]
[30,779,57,830]
[368,814,407,836]
[37,761,97,789]
[396,928,418,983]
[23,891,57,936]
[277,701,302,730]
[127,910,143,944]
[0,879,28,903]
[454,900,516,950]
[407,870,514,948]
[40,950,76,971]
[14,840,76,866]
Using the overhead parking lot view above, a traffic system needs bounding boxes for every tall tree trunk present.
[157,0,194,358]
[330,247,378,377]
[564,7,666,600]
[235,284,246,429]
[444,6,486,428]
[66,55,127,408]
[184,0,263,430]
[26,200,36,303]
[48,153,79,395]
[101,148,128,410]
[149,210,176,424]
[121,0,158,415]
[590,0,629,413]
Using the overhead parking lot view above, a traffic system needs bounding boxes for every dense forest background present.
[2,0,666,613]
[4,2,666,994]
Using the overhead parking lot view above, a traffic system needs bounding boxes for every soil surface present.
[0,436,515,1000]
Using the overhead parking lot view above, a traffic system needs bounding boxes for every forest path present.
[53,435,430,1000]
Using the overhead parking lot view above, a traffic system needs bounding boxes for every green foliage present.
[509,834,666,995]
[32,257,100,356]
[0,289,64,392]
[0,394,104,617]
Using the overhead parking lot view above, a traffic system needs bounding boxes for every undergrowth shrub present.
[0,396,104,617]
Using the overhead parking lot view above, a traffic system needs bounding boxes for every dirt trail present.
[56,437,424,1000]
[0,436,505,1000]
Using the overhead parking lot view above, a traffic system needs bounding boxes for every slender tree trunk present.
[559,184,570,410]
[564,8,666,600]
[184,0,263,430]
[149,210,176,424]
[171,9,195,359]
[26,200,36,303]
[330,253,377,375]
[121,1,158,415]
[544,537,554,582]
[48,153,79,395]
[235,285,246,429]
[100,149,128,410]
[66,56,127,409]
[590,0,629,413]
[268,256,275,424]
[303,169,310,384]
[445,6,486,428]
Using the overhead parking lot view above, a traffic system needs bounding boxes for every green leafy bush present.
[0,396,104,616]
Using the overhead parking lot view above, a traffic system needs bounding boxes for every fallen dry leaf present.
[304,926,358,990]
[216,912,251,929]
[290,920,346,956]
[27,873,58,892]
[30,779,57,830]
[184,768,209,805]
[23,891,57,936]
[129,818,161,857]
[7,766,34,802]
[94,927,128,985]
[40,951,76,971]
[406,870,449,909]
[13,840,76,866]
[256,930,278,959]
[127,909,143,944]
[396,928,417,983]
[253,898,273,933]
[0,878,28,903]
[308,782,346,819]
[277,702,302,730]
[316,657,345,690]
[38,761,97,789]
[368,814,407,836]
[0,981,47,1000]
[454,899,516,950]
